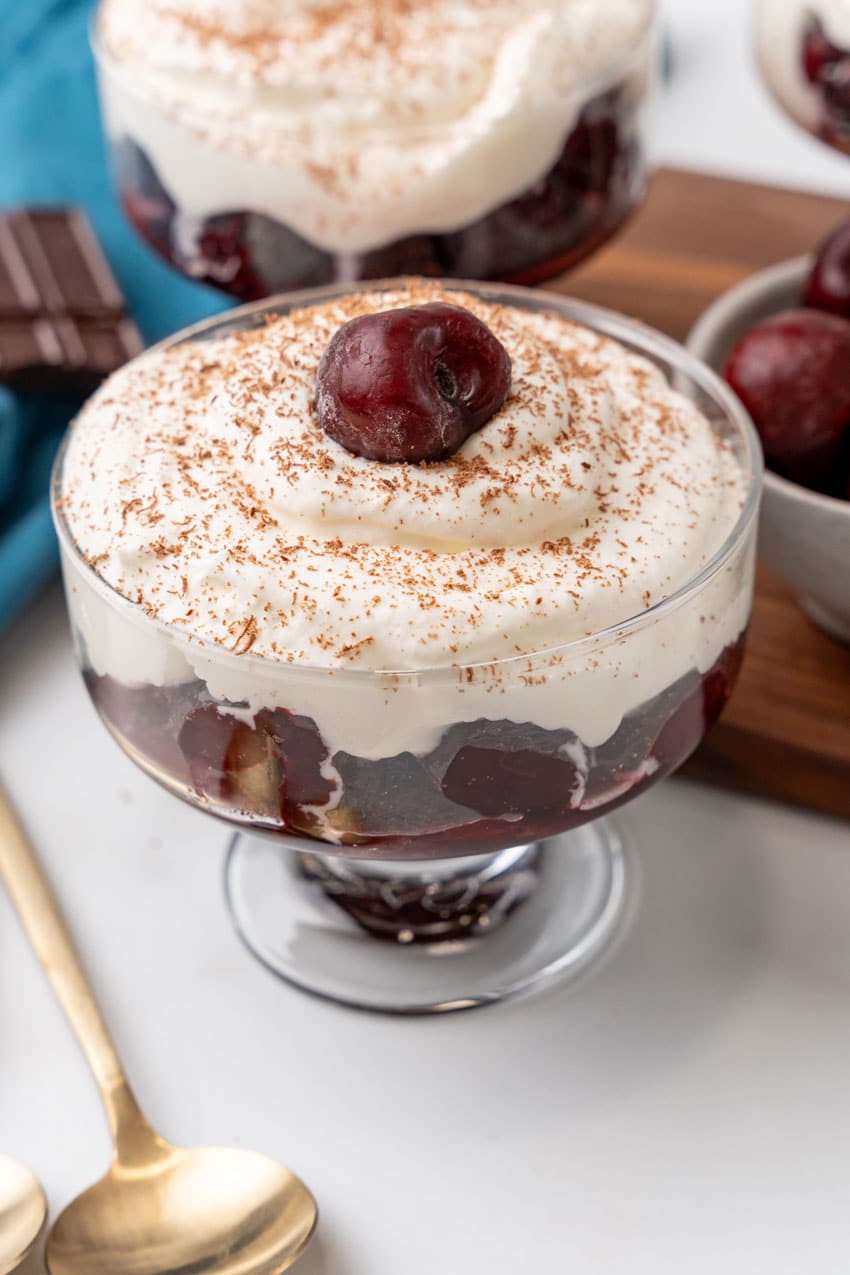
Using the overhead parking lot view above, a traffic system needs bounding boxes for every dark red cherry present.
[177,703,336,826]
[178,704,281,804]
[440,746,580,817]
[316,302,511,463]
[802,18,844,84]
[804,217,850,317]
[255,708,337,814]
[425,719,583,818]
[724,309,850,489]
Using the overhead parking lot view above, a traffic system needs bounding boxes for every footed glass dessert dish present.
[92,0,657,298]
[52,281,761,1013]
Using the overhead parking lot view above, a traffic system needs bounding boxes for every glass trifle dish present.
[52,280,761,1013]
[756,0,850,153]
[92,0,657,299]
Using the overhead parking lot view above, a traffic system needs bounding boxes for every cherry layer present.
[83,637,744,860]
[112,84,642,300]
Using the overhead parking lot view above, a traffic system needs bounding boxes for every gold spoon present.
[0,1153,46,1274]
[0,784,317,1275]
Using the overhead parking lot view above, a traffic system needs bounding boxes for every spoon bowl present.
[48,1142,317,1275]
[0,783,318,1275]
[0,1154,47,1275]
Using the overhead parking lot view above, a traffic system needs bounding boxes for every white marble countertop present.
[3,3,850,1272]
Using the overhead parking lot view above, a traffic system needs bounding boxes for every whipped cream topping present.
[805,0,850,43]
[96,0,655,253]
[61,281,746,675]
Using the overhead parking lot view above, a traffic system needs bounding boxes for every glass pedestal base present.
[224,820,628,1015]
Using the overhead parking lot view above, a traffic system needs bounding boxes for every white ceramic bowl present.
[688,256,850,645]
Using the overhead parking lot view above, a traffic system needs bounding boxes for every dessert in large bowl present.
[52,279,761,1012]
[93,0,657,299]
[756,0,850,153]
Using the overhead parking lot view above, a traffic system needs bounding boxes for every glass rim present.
[51,277,763,685]
[89,0,660,140]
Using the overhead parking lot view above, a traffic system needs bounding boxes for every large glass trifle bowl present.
[51,281,761,1014]
[92,0,657,299]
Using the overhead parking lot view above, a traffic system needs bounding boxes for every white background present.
[2,3,850,1274]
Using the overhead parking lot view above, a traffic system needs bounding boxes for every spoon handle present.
[0,782,157,1161]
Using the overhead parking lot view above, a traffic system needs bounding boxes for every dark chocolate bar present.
[0,207,143,394]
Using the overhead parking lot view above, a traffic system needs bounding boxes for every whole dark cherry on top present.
[316,302,512,463]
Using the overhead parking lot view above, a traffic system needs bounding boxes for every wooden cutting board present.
[558,168,850,822]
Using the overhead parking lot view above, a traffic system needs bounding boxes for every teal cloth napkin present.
[0,0,231,633]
